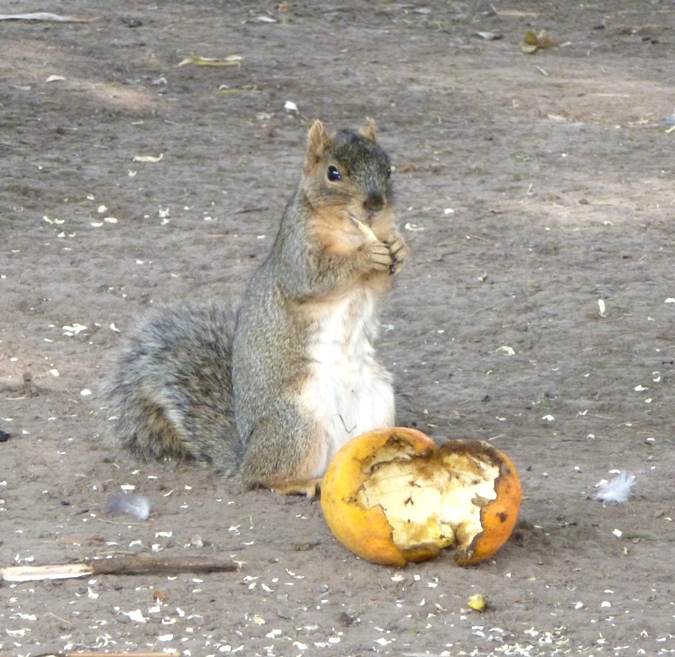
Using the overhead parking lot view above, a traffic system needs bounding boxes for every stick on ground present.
[33,653,175,657]
[1,555,240,582]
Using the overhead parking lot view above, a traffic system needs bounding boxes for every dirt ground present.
[2,0,675,655]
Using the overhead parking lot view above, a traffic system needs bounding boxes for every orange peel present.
[320,427,522,567]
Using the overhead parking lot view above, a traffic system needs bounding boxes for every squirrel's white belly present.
[298,289,395,476]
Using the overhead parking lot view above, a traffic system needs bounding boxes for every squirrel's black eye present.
[327,165,341,182]
[387,167,392,178]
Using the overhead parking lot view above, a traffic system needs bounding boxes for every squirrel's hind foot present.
[270,477,323,499]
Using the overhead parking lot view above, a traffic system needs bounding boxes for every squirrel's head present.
[303,119,393,221]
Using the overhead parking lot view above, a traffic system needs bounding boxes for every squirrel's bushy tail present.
[102,302,240,474]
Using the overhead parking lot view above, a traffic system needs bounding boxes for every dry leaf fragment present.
[133,153,163,163]
[519,31,539,54]
[520,30,558,54]
[537,33,557,49]
[45,75,66,82]
[177,55,242,67]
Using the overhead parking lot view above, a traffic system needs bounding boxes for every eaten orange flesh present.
[320,428,522,567]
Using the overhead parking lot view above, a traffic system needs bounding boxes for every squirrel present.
[103,119,409,497]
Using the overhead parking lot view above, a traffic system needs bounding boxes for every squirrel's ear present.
[305,120,330,171]
[359,117,378,142]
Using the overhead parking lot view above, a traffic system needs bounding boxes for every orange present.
[320,428,522,567]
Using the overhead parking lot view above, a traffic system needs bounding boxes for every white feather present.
[106,491,151,520]
[595,471,635,504]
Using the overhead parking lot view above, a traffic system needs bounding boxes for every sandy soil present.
[2,1,675,655]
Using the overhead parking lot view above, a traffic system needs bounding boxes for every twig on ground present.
[1,554,240,582]
[0,12,94,22]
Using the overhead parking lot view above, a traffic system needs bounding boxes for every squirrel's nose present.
[364,193,384,213]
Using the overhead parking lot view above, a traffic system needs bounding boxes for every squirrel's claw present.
[386,237,409,275]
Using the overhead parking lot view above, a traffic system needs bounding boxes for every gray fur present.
[103,302,239,474]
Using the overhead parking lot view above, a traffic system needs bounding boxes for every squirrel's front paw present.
[385,236,409,275]
[365,241,396,272]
